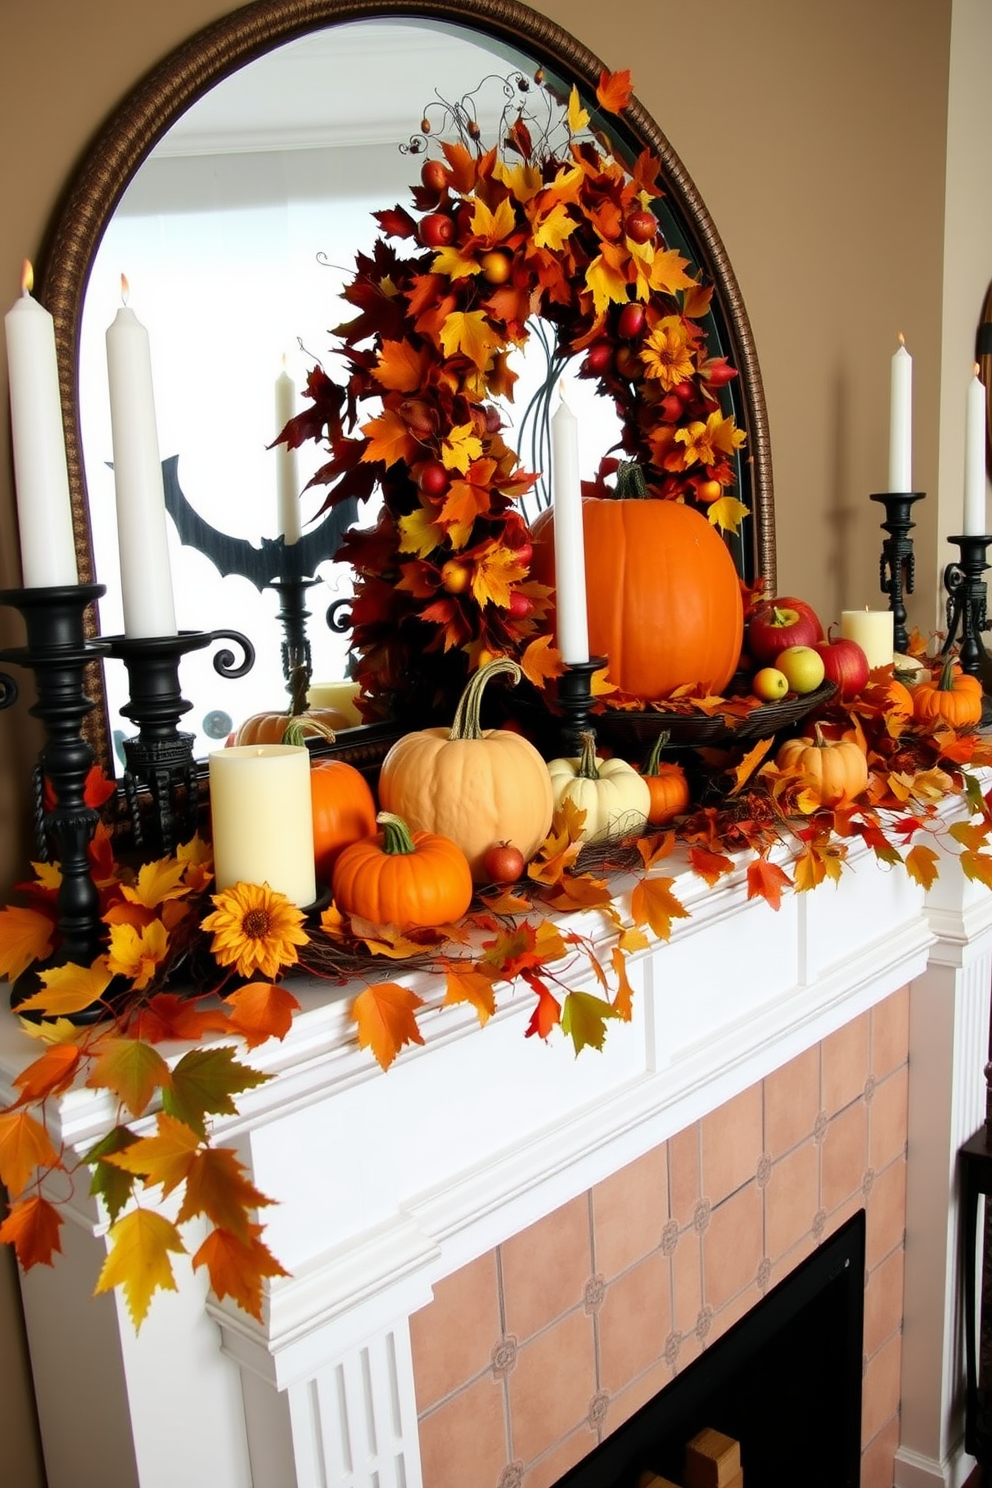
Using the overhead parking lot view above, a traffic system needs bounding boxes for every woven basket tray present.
[594,680,838,751]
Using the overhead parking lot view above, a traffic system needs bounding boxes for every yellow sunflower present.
[640,315,696,390]
[201,882,308,980]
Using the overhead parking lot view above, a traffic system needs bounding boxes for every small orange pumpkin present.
[331,812,473,929]
[639,731,690,825]
[775,723,869,807]
[230,665,348,746]
[912,655,983,729]
[309,759,378,882]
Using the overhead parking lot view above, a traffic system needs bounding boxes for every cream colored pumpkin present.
[377,658,554,881]
[775,723,869,807]
[547,732,651,844]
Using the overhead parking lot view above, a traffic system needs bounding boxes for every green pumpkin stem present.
[283,716,336,748]
[643,730,672,777]
[288,663,310,717]
[812,721,828,748]
[615,460,650,500]
[577,731,601,779]
[449,657,522,741]
[937,653,958,692]
[376,811,418,855]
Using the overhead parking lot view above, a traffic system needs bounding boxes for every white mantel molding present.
[4,825,992,1488]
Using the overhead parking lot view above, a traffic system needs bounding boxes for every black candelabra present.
[941,534,992,719]
[557,656,607,755]
[871,491,925,654]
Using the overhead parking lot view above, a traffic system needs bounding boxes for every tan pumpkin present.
[377,658,554,881]
[530,463,744,699]
[231,665,347,745]
[547,731,651,843]
[775,723,869,807]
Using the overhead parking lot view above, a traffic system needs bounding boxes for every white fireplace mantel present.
[3,824,991,1488]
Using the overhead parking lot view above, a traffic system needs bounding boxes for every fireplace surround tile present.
[823,1012,871,1115]
[871,982,910,1079]
[700,1182,763,1312]
[821,1093,870,1211]
[668,1123,702,1230]
[764,1133,819,1259]
[862,1328,903,1447]
[598,1250,672,1395]
[866,1154,907,1270]
[507,1309,597,1464]
[408,1248,500,1412]
[863,1241,905,1359]
[501,1194,593,1342]
[700,1081,763,1205]
[417,1371,507,1488]
[861,1412,902,1488]
[763,1041,820,1157]
[670,1227,703,1338]
[520,1427,591,1488]
[869,1064,910,1171]
[592,1142,669,1280]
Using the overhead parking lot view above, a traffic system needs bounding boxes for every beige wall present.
[0,1,959,1482]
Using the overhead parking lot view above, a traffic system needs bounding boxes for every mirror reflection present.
[79,18,621,762]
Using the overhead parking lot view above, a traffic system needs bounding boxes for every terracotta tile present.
[867,1157,907,1271]
[598,1251,673,1396]
[767,1231,817,1292]
[864,1244,905,1359]
[523,1428,594,1488]
[669,1124,701,1231]
[671,1228,703,1338]
[709,1279,763,1347]
[872,984,910,1080]
[606,1355,674,1434]
[701,1183,763,1313]
[700,1082,764,1204]
[593,1143,668,1280]
[861,1330,903,1447]
[417,1373,507,1488]
[507,1310,597,1464]
[765,1138,819,1261]
[860,1409,900,1488]
[821,1099,869,1213]
[764,1044,820,1158]
[869,1065,909,1172]
[501,1194,593,1341]
[410,1251,501,1411]
[822,1012,870,1115]
[673,1328,703,1375]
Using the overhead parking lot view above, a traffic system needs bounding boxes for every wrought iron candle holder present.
[0,583,110,1009]
[941,534,992,720]
[557,655,607,755]
[105,628,255,854]
[870,491,925,654]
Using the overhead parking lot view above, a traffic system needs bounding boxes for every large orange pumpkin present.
[530,490,743,700]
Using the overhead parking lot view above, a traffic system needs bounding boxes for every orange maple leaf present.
[443,966,498,1026]
[0,1193,63,1268]
[12,1043,81,1106]
[596,68,633,115]
[687,845,735,886]
[523,974,562,1040]
[95,1208,186,1329]
[360,407,419,467]
[105,1111,201,1196]
[352,981,425,1070]
[177,1148,276,1239]
[373,339,430,393]
[746,856,793,910]
[961,850,992,890]
[85,1038,172,1118]
[0,904,55,981]
[471,542,530,609]
[630,875,691,941]
[224,982,300,1049]
[727,737,775,795]
[611,946,636,1020]
[520,635,563,689]
[0,1109,59,1196]
[192,1222,289,1322]
[905,843,940,890]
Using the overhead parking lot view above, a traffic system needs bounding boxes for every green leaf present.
[86,1126,140,1224]
[162,1047,269,1137]
[961,769,986,817]
[560,989,622,1055]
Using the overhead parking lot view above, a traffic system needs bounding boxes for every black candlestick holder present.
[941,535,992,721]
[871,491,925,654]
[557,655,608,755]
[0,584,111,1009]
[105,628,255,855]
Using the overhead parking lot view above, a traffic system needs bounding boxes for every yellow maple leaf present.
[398,504,445,558]
[648,246,697,298]
[585,252,630,317]
[494,158,543,204]
[441,422,484,474]
[431,244,483,280]
[561,989,621,1054]
[905,843,940,890]
[707,496,750,535]
[15,959,113,1017]
[120,856,190,910]
[0,1109,59,1196]
[0,905,55,982]
[471,195,516,244]
[352,981,425,1070]
[105,1111,201,1196]
[106,918,169,991]
[439,311,503,372]
[520,635,563,689]
[443,967,498,1026]
[533,201,578,253]
[95,1208,186,1330]
[349,916,427,959]
[17,1015,83,1045]
[567,84,590,135]
[30,860,62,892]
[471,543,530,609]
[727,737,776,796]
[85,1038,172,1118]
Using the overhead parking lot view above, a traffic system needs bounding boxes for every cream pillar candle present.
[888,335,912,493]
[308,680,362,726]
[105,280,177,637]
[209,744,316,907]
[275,361,302,545]
[550,386,588,664]
[840,608,894,669]
[963,364,988,537]
[4,261,78,586]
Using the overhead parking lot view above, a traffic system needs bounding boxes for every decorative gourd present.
[775,723,869,807]
[308,758,378,881]
[231,666,347,746]
[331,812,472,929]
[639,731,690,825]
[530,464,744,699]
[547,731,651,843]
[377,658,554,881]
[862,673,915,721]
[911,655,983,729]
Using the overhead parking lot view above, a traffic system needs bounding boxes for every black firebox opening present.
[554,1210,866,1488]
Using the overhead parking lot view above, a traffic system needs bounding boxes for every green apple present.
[776,645,826,695]
[752,667,789,702]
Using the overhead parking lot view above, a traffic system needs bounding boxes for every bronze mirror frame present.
[35,0,776,787]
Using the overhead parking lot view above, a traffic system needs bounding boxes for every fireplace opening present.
[554,1211,866,1488]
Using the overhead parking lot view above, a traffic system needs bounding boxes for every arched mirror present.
[36,0,774,785]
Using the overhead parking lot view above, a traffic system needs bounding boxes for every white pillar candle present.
[105,281,177,637]
[275,361,302,545]
[840,608,894,669]
[308,680,362,726]
[888,335,913,493]
[209,744,316,907]
[551,387,588,665]
[963,363,988,537]
[4,261,78,586]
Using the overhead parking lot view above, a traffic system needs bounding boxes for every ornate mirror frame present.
[35,0,775,780]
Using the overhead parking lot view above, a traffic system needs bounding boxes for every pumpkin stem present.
[812,721,828,748]
[376,811,418,856]
[576,730,601,779]
[615,461,650,500]
[643,730,672,778]
[288,664,310,717]
[937,653,958,692]
[284,716,336,748]
[449,657,522,741]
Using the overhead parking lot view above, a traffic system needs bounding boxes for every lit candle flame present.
[897,331,905,348]
[21,259,33,297]
[120,273,130,306]
[975,361,982,378]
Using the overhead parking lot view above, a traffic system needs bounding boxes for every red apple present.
[748,596,824,665]
[417,460,449,498]
[419,212,455,248]
[420,159,448,193]
[625,209,657,244]
[583,341,614,377]
[813,637,870,700]
[617,302,646,339]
